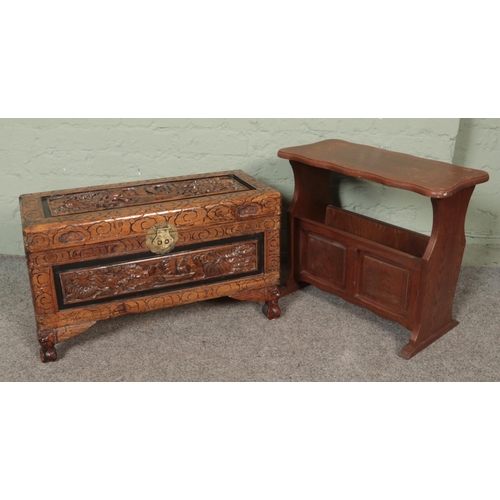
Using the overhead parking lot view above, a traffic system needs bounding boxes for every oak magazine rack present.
[279,139,489,359]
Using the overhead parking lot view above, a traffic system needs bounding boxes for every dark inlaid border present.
[52,233,264,310]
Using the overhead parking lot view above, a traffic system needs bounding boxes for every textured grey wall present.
[2,118,495,266]
[453,119,500,266]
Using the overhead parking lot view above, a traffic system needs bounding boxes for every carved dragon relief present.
[59,241,259,305]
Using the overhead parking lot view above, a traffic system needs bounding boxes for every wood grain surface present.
[278,139,489,198]
[20,170,282,362]
[280,140,489,358]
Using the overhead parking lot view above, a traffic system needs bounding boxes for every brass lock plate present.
[146,223,179,255]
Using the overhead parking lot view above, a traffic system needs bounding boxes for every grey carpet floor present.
[1,254,499,381]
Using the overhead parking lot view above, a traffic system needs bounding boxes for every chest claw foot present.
[38,330,58,363]
[263,299,281,320]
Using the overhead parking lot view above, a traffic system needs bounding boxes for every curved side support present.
[400,187,475,359]
[282,161,335,293]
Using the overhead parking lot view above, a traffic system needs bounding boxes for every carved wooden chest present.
[20,170,281,362]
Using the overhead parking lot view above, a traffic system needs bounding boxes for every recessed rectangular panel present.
[358,254,410,312]
[45,175,251,217]
[54,236,262,308]
[304,233,347,290]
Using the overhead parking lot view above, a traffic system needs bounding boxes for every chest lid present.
[20,170,281,253]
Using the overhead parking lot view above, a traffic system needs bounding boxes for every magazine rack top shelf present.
[278,139,489,198]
